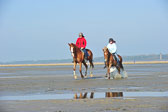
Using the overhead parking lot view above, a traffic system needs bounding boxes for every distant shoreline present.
[0,61,168,67]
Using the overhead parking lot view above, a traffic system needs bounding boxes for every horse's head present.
[68,43,76,58]
[102,47,109,62]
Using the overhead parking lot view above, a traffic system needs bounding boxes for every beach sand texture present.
[0,63,168,112]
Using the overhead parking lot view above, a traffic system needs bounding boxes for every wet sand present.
[0,64,168,112]
[0,61,168,67]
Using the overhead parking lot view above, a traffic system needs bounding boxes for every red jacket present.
[76,37,87,48]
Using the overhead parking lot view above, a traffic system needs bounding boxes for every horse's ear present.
[71,43,74,45]
[103,47,107,50]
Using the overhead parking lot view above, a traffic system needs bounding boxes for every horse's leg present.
[120,63,124,71]
[73,62,77,79]
[108,67,111,79]
[107,63,112,79]
[116,65,121,74]
[90,92,94,99]
[83,92,88,99]
[89,60,94,77]
[105,61,108,77]
[87,50,94,77]
[79,93,83,99]
[105,72,108,77]
[74,93,78,99]
[106,65,109,78]
[79,62,84,79]
[119,61,127,78]
[83,61,88,77]
[113,65,123,79]
[118,55,124,71]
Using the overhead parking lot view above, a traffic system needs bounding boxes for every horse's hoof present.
[74,75,77,79]
[108,77,110,79]
[85,73,87,77]
[90,74,93,77]
[84,75,87,78]
[81,76,84,79]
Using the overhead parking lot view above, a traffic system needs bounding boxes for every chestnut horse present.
[103,47,124,79]
[68,43,94,79]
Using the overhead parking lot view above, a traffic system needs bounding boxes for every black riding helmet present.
[109,38,116,43]
[109,38,114,42]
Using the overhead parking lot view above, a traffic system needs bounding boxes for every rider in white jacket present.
[106,38,120,66]
[107,41,117,54]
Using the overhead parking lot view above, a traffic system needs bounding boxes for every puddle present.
[0,92,168,101]
[159,75,168,78]
[126,87,144,89]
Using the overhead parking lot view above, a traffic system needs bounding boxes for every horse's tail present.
[87,49,94,68]
[90,59,94,69]
[118,54,124,70]
[90,51,94,69]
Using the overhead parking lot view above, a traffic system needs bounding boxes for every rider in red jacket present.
[76,32,88,59]
[76,35,87,48]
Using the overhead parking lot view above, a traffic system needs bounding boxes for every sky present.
[0,0,168,62]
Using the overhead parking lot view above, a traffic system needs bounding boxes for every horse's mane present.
[103,46,109,52]
[71,43,77,47]
[71,43,81,51]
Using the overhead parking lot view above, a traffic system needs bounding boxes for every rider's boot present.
[104,61,107,69]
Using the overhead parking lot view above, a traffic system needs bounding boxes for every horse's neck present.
[73,46,82,59]
[75,47,81,53]
[108,51,114,61]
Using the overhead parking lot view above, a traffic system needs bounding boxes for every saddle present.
[112,53,120,63]
[81,49,89,59]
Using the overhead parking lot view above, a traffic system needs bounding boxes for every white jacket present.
[107,43,117,54]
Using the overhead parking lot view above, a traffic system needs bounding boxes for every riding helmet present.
[109,38,114,43]
[79,32,84,36]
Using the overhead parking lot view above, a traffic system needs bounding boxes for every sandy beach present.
[0,63,168,112]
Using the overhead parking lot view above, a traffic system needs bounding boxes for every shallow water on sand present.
[0,64,168,78]
[0,91,168,100]
[0,63,168,100]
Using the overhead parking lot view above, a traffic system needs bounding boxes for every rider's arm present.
[83,38,87,48]
[107,44,112,54]
[76,38,79,47]
[113,43,117,53]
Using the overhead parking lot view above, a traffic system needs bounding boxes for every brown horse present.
[103,47,124,79]
[68,43,94,79]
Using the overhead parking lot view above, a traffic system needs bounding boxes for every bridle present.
[104,50,109,62]
[70,45,76,58]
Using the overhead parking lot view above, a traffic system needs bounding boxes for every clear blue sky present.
[0,0,168,62]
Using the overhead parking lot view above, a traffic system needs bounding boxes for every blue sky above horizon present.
[0,0,168,62]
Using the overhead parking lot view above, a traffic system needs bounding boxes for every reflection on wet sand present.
[106,92,123,98]
[74,92,94,99]
[74,92,123,99]
[1,91,168,101]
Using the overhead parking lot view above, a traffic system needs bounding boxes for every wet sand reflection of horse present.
[74,92,94,99]
[73,92,123,99]
[105,92,123,98]
[68,43,94,79]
